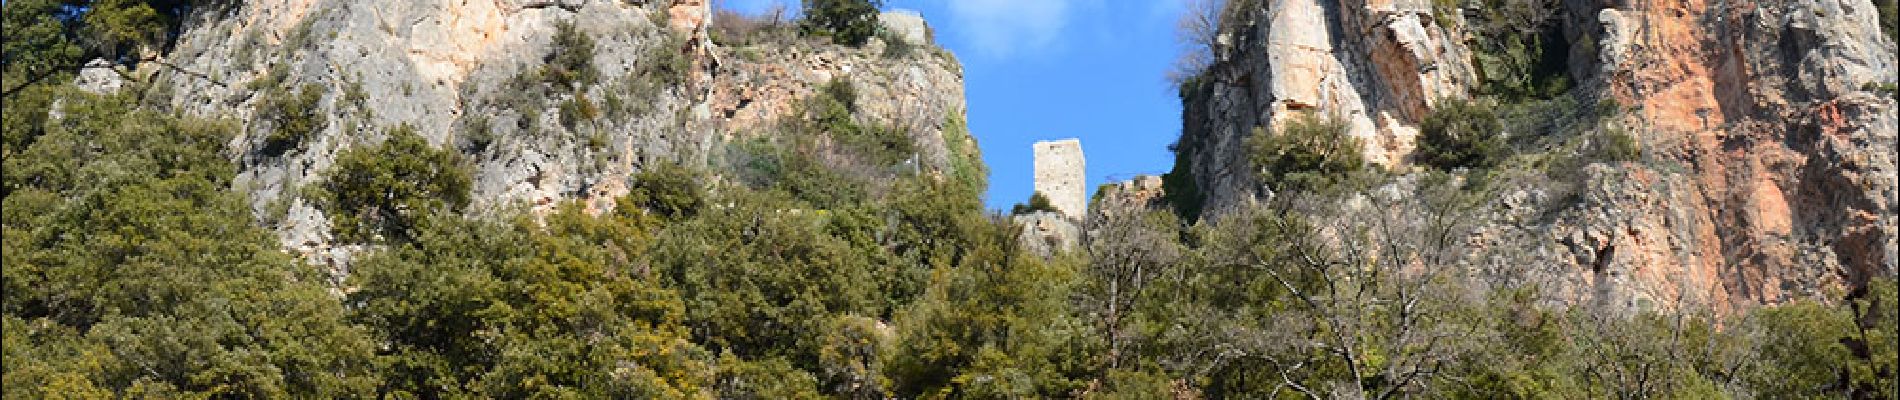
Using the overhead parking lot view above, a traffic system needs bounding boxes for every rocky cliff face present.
[1179,0,1478,213]
[1566,0,1897,310]
[1179,0,1897,310]
[144,0,970,266]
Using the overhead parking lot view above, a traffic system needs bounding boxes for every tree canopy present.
[802,0,884,47]
[3,2,1895,398]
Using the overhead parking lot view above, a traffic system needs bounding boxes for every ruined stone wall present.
[1034,139,1087,220]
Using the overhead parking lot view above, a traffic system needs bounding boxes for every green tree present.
[882,218,1097,398]
[1082,210,1185,371]
[2,0,86,98]
[645,191,884,369]
[81,0,167,61]
[625,162,709,221]
[348,204,714,398]
[714,353,825,399]
[258,83,327,157]
[1010,192,1058,215]
[1246,112,1365,193]
[805,78,913,166]
[2,0,237,97]
[545,20,598,91]
[313,125,473,243]
[1417,97,1508,171]
[1438,288,1589,399]
[2,90,381,398]
[802,0,884,47]
[817,315,893,398]
[1745,300,1856,398]
[1847,279,1899,398]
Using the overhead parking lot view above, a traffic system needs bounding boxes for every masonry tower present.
[1032,139,1086,219]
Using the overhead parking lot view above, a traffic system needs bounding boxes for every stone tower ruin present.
[1033,139,1086,219]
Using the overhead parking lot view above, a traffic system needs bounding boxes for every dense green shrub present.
[805,78,914,166]
[2,0,250,97]
[2,91,381,398]
[1011,192,1059,215]
[544,21,598,91]
[879,29,916,59]
[348,204,712,398]
[1417,97,1508,171]
[1161,141,1205,221]
[1745,300,1858,398]
[1468,0,1571,99]
[259,83,327,156]
[1245,112,1365,192]
[728,137,870,209]
[1430,0,1462,29]
[646,191,884,370]
[714,353,824,398]
[1,81,63,168]
[802,0,884,47]
[1848,279,1899,398]
[558,95,598,129]
[314,125,473,243]
[2,0,86,96]
[882,222,1095,399]
[624,162,707,221]
[1594,127,1642,163]
[724,78,918,210]
[818,315,892,398]
[942,112,987,192]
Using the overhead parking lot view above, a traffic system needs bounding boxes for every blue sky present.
[717,0,1190,210]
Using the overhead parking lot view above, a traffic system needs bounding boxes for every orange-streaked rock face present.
[1591,0,1896,311]
[669,0,710,35]
[1183,0,1896,313]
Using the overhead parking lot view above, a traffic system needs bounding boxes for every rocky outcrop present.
[704,24,970,179]
[1179,0,1477,214]
[145,1,971,270]
[1092,175,1168,220]
[1015,211,1082,257]
[1556,0,1898,310]
[879,10,932,46]
[1180,0,1897,311]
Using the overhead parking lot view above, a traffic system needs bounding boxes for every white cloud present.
[939,0,1076,57]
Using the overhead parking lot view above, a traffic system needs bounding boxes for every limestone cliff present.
[142,0,972,266]
[1177,0,1898,310]
[1179,0,1478,213]
[1554,0,1898,310]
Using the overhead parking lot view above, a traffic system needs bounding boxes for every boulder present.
[880,10,931,45]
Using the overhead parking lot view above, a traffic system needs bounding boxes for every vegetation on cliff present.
[3,0,1896,398]
[8,76,1894,400]
[802,0,885,47]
